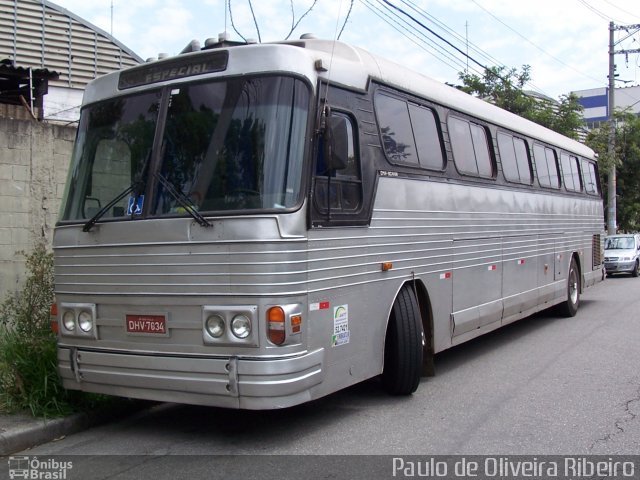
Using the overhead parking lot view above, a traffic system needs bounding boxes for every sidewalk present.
[0,411,94,456]
[0,402,150,456]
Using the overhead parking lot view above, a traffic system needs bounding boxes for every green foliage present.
[0,243,54,336]
[0,243,114,416]
[458,66,584,139]
[587,111,640,232]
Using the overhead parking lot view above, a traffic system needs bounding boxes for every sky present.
[47,0,640,100]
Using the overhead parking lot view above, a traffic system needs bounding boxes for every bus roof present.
[83,37,595,159]
[287,38,595,159]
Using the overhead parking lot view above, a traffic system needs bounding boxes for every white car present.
[604,234,640,277]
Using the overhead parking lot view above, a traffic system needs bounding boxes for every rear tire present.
[559,257,580,317]
[382,286,423,395]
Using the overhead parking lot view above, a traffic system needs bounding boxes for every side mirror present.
[324,115,349,172]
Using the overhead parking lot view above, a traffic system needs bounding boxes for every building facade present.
[574,85,640,129]
[0,0,142,122]
[0,0,143,297]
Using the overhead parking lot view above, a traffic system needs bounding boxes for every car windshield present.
[605,237,635,250]
[60,75,309,223]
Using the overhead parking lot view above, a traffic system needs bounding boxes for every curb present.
[0,401,152,456]
[0,412,92,456]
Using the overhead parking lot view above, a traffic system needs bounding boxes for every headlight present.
[78,311,93,332]
[62,311,76,331]
[205,314,225,338]
[231,314,251,339]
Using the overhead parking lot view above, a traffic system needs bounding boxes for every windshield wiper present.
[82,182,144,232]
[154,172,212,228]
[83,151,152,232]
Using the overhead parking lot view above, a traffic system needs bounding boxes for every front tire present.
[559,257,580,317]
[382,286,423,395]
[632,260,639,277]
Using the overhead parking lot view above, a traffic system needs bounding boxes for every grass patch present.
[0,242,116,417]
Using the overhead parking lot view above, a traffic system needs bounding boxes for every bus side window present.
[314,112,362,214]
[580,159,600,195]
[534,144,560,189]
[583,160,599,195]
[560,153,583,192]
[498,133,532,185]
[449,116,494,178]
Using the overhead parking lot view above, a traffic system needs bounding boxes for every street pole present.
[606,22,640,234]
[607,21,616,234]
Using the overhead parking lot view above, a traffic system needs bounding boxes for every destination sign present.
[118,51,229,89]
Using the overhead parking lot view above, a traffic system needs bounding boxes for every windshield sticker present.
[127,195,144,216]
[332,304,350,347]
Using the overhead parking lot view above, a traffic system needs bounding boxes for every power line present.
[366,0,551,98]
[577,0,626,24]
[360,0,476,75]
[470,0,606,87]
[377,0,491,74]
[395,0,550,95]
[602,0,640,21]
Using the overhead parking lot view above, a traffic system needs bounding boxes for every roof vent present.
[158,53,170,60]
[300,33,317,40]
[180,39,201,54]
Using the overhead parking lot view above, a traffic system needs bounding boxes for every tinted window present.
[375,93,445,170]
[498,133,532,184]
[533,144,560,189]
[561,153,582,192]
[449,116,493,177]
[582,160,599,195]
[408,103,445,170]
[376,94,417,164]
[513,137,532,184]
[314,112,362,213]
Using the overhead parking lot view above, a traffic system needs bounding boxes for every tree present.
[458,66,584,139]
[587,112,640,232]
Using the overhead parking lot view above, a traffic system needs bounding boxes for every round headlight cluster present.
[61,309,94,333]
[205,313,252,340]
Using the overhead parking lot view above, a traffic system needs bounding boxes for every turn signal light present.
[291,314,302,334]
[267,306,286,345]
[50,303,59,335]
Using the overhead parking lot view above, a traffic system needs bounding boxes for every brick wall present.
[0,117,75,297]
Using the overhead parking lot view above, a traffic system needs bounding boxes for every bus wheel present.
[382,286,423,395]
[559,257,580,317]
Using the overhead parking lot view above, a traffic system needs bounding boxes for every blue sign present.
[127,195,144,215]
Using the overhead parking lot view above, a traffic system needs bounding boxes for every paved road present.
[6,275,640,477]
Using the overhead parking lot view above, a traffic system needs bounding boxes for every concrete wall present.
[0,116,75,297]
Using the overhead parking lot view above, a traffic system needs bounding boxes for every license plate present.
[125,314,167,335]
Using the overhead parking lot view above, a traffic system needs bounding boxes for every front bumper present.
[58,347,325,409]
[604,261,636,273]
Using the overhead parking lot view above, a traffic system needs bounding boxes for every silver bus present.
[53,36,605,409]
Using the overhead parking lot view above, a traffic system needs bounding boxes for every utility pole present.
[607,22,640,235]
[607,22,616,234]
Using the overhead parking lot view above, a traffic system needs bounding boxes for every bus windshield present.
[60,75,309,223]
